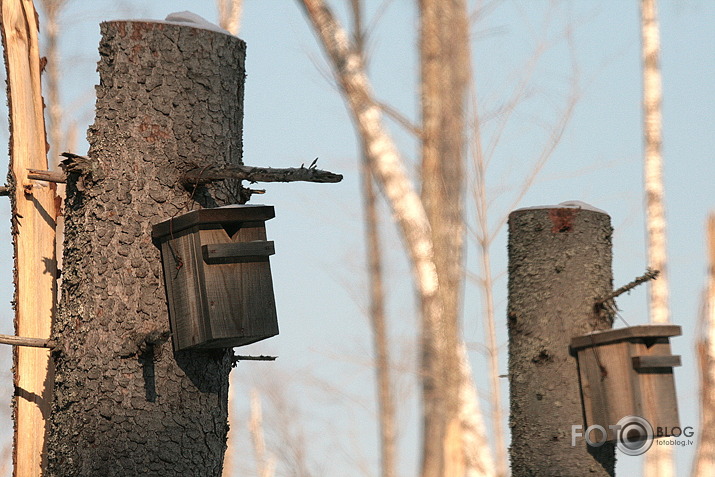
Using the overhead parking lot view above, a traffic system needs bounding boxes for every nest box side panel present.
[577,342,637,441]
[631,338,680,434]
[161,229,210,350]
[199,224,278,346]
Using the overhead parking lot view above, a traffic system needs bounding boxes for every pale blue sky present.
[0,1,713,475]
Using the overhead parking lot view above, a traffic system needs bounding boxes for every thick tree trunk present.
[508,205,616,476]
[46,21,246,475]
[693,214,715,476]
[419,1,469,475]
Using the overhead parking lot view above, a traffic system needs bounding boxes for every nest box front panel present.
[629,337,680,433]
[199,224,278,347]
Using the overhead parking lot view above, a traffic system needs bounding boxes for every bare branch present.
[232,355,277,365]
[182,163,343,186]
[375,100,422,137]
[595,268,659,307]
[37,160,343,187]
[27,168,65,183]
[0,334,55,349]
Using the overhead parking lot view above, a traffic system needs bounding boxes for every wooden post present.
[0,1,58,476]
[507,204,615,476]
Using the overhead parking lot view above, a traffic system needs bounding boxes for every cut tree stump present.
[46,20,248,476]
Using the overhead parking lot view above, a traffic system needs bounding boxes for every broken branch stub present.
[181,163,343,187]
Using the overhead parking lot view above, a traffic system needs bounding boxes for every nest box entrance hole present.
[221,222,242,238]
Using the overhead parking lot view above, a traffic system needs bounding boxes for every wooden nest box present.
[152,205,279,352]
[570,324,681,441]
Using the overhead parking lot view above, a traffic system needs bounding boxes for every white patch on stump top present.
[163,11,230,35]
[514,201,608,215]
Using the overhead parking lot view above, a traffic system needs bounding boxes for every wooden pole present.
[0,1,58,475]
[507,204,615,476]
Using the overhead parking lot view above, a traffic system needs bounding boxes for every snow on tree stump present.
[152,205,279,351]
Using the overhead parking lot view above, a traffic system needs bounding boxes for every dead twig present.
[27,168,65,183]
[182,161,343,187]
[0,334,55,349]
[596,268,660,307]
[231,354,277,367]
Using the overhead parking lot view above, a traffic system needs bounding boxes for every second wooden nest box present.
[570,324,681,441]
[152,205,279,352]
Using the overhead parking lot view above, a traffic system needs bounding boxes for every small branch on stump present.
[0,334,55,349]
[30,156,343,191]
[0,186,10,196]
[27,168,65,183]
[594,268,660,323]
[231,354,277,367]
[596,268,660,307]
[181,160,343,188]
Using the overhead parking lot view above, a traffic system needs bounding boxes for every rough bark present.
[508,206,615,476]
[693,214,715,476]
[46,21,246,475]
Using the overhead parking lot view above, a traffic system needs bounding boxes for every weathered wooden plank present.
[199,226,278,347]
[159,230,207,351]
[0,0,58,475]
[202,241,275,264]
[632,355,682,369]
[576,341,637,441]
[151,205,275,241]
[632,340,680,435]
[570,324,682,350]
